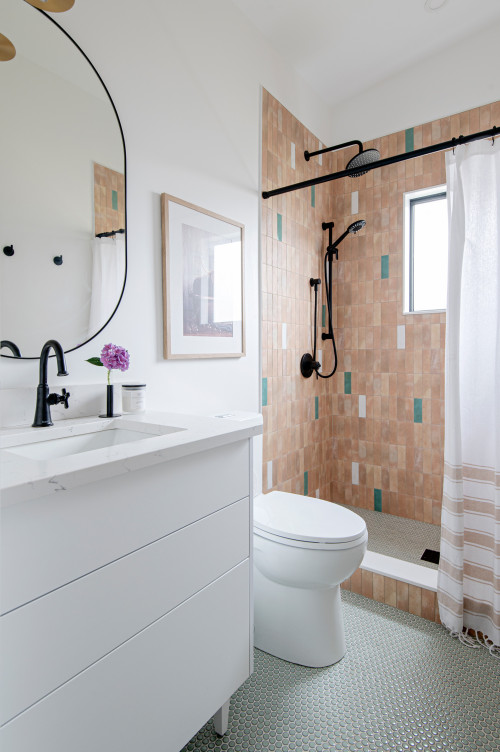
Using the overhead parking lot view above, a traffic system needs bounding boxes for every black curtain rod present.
[262,126,499,199]
[95,228,125,238]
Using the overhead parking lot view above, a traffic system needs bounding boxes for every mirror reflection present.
[0,1,126,358]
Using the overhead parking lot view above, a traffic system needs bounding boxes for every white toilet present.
[253,491,368,668]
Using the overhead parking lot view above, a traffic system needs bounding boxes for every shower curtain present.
[437,139,500,653]
[88,234,126,336]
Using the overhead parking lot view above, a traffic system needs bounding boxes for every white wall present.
[0,0,332,419]
[328,20,500,144]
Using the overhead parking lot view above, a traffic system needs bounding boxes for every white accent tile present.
[267,460,273,490]
[318,142,322,166]
[290,142,295,170]
[352,461,359,485]
[358,394,366,419]
[315,489,320,498]
[351,191,359,214]
[282,323,287,350]
[317,349,322,367]
[397,324,406,349]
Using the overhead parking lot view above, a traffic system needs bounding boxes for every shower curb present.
[342,551,441,624]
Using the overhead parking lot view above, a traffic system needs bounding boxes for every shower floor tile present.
[183,591,500,752]
[344,505,441,570]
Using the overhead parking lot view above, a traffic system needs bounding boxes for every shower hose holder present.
[300,278,322,378]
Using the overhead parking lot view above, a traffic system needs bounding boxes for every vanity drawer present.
[0,497,249,725]
[1,439,249,614]
[0,561,250,752]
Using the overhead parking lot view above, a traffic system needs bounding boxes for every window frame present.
[403,184,447,315]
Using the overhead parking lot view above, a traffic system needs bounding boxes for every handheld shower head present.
[347,219,366,234]
[329,219,367,252]
[305,217,368,381]
[346,148,380,176]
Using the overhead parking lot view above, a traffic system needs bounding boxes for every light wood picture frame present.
[161,193,245,359]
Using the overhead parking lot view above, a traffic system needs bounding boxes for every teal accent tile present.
[304,470,309,496]
[111,189,118,211]
[374,488,382,512]
[322,304,326,328]
[344,372,351,395]
[381,254,389,279]
[315,395,319,420]
[414,398,422,423]
[277,214,282,241]
[262,377,268,407]
[405,127,414,152]
[311,185,315,208]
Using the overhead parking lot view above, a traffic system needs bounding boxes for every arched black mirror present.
[0,1,126,359]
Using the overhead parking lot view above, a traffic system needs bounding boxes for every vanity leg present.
[213,699,230,737]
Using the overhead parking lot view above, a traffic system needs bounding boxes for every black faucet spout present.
[33,340,70,427]
[38,339,68,385]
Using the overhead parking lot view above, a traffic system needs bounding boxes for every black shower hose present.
[314,249,338,379]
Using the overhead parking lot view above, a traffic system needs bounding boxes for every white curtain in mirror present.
[88,235,126,336]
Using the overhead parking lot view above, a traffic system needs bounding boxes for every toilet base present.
[254,567,346,668]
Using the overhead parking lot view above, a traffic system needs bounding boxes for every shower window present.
[403,185,448,313]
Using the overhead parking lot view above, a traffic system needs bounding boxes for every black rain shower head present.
[345,148,380,176]
[304,140,380,177]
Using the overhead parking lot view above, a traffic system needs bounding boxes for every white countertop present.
[0,411,262,508]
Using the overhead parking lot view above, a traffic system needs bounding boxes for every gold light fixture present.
[0,33,16,61]
[2,0,76,63]
[24,0,75,12]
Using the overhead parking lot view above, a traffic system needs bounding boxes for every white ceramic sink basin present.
[4,424,184,461]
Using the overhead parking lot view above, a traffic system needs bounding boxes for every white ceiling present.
[230,0,500,109]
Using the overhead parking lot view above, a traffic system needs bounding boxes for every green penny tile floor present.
[183,592,500,752]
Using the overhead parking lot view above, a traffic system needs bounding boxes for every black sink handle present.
[48,388,71,409]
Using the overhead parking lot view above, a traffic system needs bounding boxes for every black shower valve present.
[3,245,14,257]
[300,353,320,379]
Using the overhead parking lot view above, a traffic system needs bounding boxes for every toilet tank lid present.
[254,491,367,544]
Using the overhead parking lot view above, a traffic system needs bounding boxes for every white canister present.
[121,383,146,413]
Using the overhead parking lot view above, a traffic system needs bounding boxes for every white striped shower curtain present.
[437,139,500,653]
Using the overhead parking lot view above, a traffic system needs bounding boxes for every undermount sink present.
[4,423,185,461]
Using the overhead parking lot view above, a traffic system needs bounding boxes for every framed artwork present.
[161,193,245,359]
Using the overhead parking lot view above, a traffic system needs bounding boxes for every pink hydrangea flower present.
[100,343,130,372]
[86,343,130,384]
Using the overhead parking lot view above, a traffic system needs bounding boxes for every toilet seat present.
[254,526,367,551]
[254,491,367,548]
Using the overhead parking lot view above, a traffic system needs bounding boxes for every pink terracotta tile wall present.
[261,89,499,525]
[341,572,441,624]
[261,89,337,498]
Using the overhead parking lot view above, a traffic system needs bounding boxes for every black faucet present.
[0,340,21,357]
[33,340,70,427]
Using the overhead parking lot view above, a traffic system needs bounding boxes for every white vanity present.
[0,411,262,752]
